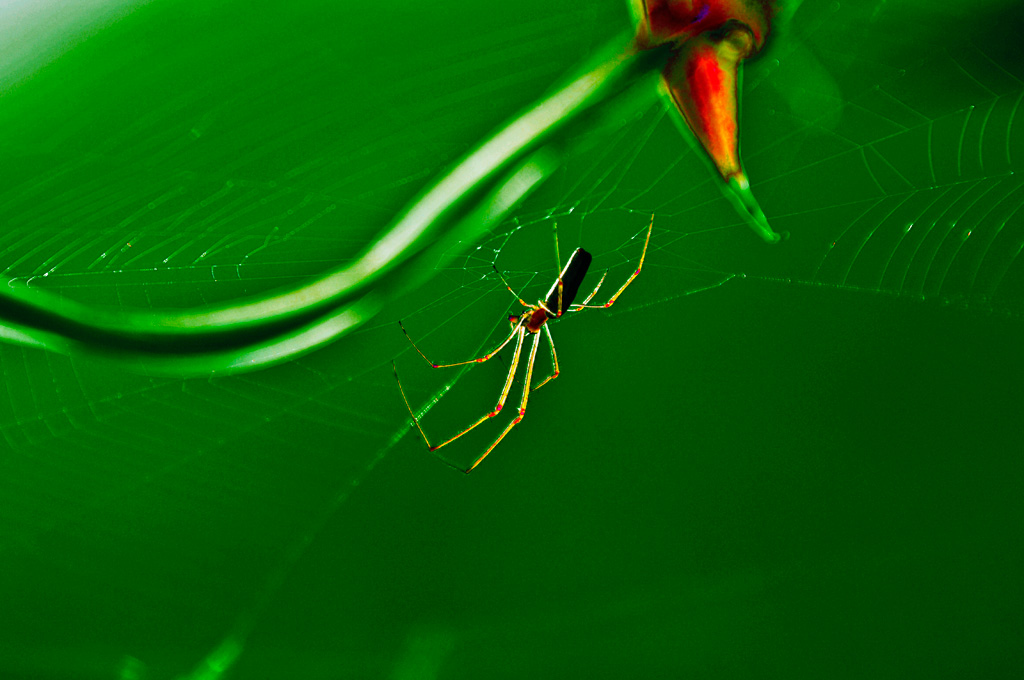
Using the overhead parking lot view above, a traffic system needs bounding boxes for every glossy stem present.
[0,35,668,371]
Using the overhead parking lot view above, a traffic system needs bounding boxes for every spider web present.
[395,0,1024,466]
[1,0,1022,678]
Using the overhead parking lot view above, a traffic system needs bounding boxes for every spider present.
[393,216,653,473]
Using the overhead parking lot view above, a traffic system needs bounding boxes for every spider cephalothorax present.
[512,308,549,334]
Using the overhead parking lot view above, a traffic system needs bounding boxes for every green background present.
[1,0,1022,678]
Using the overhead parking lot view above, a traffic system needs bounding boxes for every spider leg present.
[395,326,526,464]
[465,327,542,473]
[567,270,607,312]
[571,214,653,310]
[399,318,522,368]
[531,324,559,392]
[552,220,564,315]
[492,265,533,309]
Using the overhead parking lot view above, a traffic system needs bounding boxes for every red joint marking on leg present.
[635,269,640,274]
[604,302,611,307]
[495,404,503,413]
[518,409,526,416]
[431,364,439,368]
[476,358,484,362]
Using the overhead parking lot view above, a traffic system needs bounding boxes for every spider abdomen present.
[544,247,593,313]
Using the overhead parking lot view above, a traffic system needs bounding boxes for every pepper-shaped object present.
[632,0,780,242]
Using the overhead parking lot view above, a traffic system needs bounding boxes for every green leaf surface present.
[1,1,1021,678]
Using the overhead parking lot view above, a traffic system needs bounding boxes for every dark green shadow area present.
[0,1,1022,678]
